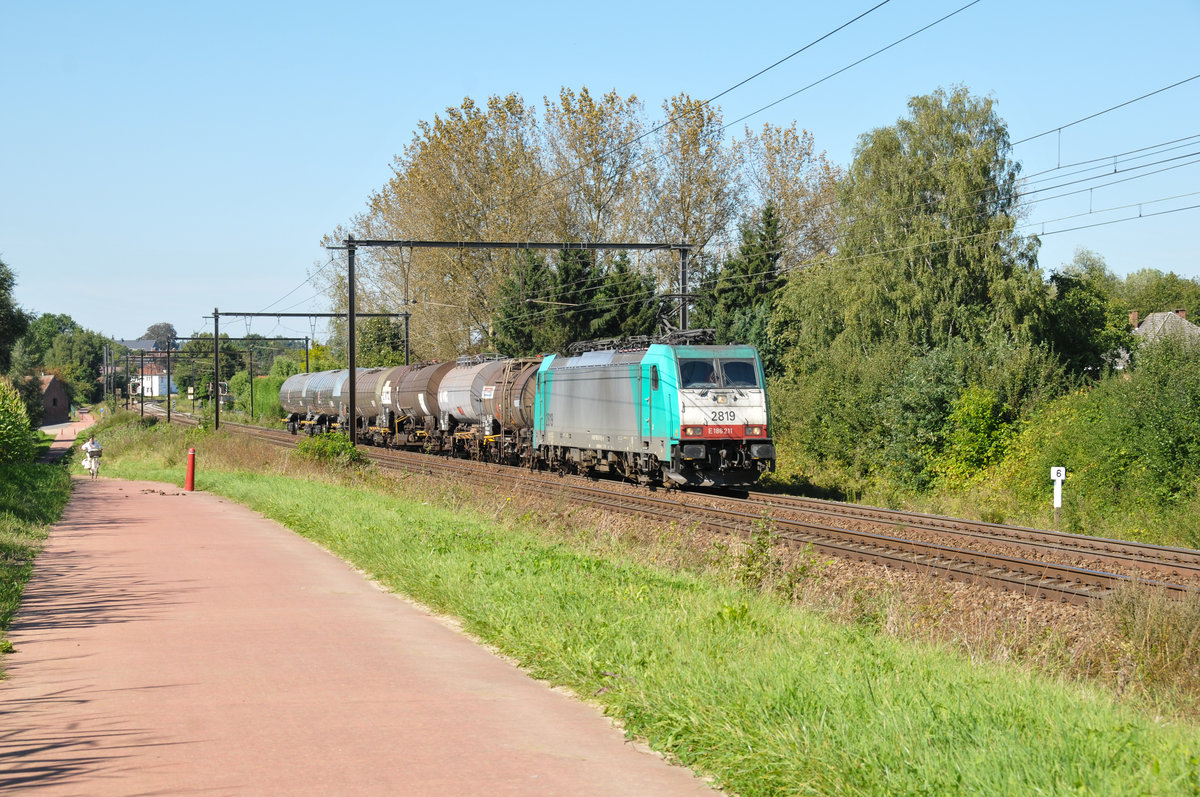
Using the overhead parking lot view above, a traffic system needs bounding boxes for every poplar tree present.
[543,88,648,244]
[649,94,742,293]
[741,122,841,270]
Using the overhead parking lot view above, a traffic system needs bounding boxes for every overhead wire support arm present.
[214,312,408,318]
[337,239,692,252]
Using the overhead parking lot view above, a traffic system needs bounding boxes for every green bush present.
[768,341,909,476]
[0,379,34,464]
[230,373,286,424]
[296,432,367,468]
[983,336,1200,540]
[931,386,1013,484]
[878,339,1066,489]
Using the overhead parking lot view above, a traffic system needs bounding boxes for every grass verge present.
[0,459,72,665]
[80,412,1200,795]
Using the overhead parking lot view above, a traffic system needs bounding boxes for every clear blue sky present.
[3,0,1197,343]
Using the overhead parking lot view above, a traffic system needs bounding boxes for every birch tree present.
[775,86,1044,357]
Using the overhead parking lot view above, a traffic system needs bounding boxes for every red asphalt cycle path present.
[0,474,717,795]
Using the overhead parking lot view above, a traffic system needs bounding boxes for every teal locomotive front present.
[533,344,775,487]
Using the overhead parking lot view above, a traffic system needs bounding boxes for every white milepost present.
[1051,466,1066,523]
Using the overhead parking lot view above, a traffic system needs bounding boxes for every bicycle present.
[84,449,101,479]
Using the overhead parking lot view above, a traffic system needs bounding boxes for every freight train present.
[279,339,775,488]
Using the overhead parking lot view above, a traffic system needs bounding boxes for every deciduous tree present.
[648,94,741,293]
[0,258,30,373]
[543,87,649,245]
[21,313,76,363]
[1120,268,1200,320]
[741,122,841,270]
[1042,249,1131,376]
[357,318,407,367]
[774,86,1044,357]
[356,94,549,356]
[142,322,178,350]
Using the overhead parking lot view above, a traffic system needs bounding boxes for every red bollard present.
[185,447,196,491]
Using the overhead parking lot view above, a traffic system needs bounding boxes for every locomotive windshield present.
[679,359,719,388]
[720,359,759,388]
[678,358,760,389]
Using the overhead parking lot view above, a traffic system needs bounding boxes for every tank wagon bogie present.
[280,342,775,488]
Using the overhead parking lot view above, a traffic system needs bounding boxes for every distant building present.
[134,364,176,397]
[1130,310,1200,345]
[39,374,70,425]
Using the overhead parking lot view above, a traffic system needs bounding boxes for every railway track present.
[145,406,1199,605]
[745,490,1200,583]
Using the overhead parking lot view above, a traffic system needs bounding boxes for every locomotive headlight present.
[715,395,727,404]
[684,426,704,437]
[744,425,765,437]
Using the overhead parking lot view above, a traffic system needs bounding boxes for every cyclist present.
[82,434,103,479]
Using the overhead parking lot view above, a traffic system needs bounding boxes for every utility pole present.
[139,350,144,417]
[248,348,254,419]
[348,236,357,445]
[166,342,172,424]
[213,308,220,430]
[679,248,689,331]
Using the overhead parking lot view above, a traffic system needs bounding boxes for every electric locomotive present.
[534,343,774,487]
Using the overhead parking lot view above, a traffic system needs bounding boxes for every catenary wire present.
[505,0,898,213]
[1012,73,1200,147]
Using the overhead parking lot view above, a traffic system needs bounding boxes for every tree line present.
[320,86,839,359]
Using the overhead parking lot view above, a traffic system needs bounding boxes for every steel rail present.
[746,491,1200,577]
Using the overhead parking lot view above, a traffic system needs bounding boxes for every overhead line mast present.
[207,312,407,430]
[333,237,694,446]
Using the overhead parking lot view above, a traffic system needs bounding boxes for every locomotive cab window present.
[651,365,659,390]
[720,359,759,389]
[679,359,718,389]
